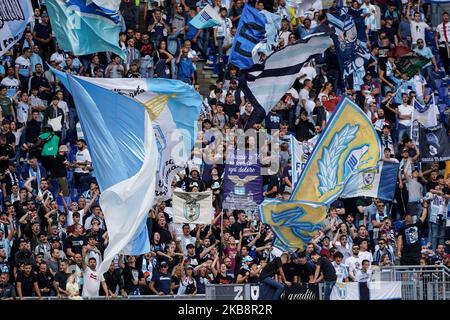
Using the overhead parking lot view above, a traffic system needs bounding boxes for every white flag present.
[173,191,213,225]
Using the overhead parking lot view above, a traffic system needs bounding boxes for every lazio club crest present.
[184,203,200,222]
[362,169,376,190]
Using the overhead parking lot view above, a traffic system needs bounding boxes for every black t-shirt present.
[171,275,181,294]
[282,262,298,283]
[317,257,337,282]
[16,271,37,296]
[122,265,144,293]
[264,174,279,198]
[213,273,234,284]
[151,271,172,294]
[37,272,54,289]
[221,102,240,119]
[259,257,282,280]
[49,155,67,178]
[400,220,423,258]
[297,262,315,283]
[65,235,85,255]
[54,271,69,291]
[101,269,121,296]
[230,221,247,240]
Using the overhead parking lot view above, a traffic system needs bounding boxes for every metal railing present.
[15,294,206,301]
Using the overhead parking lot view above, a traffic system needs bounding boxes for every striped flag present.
[239,35,331,114]
[413,95,439,128]
[189,5,221,29]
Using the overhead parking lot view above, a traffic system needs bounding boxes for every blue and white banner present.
[413,95,439,128]
[327,7,370,90]
[331,282,402,300]
[0,0,33,57]
[52,69,202,201]
[290,135,318,188]
[47,0,125,59]
[239,35,330,114]
[189,5,221,29]
[64,74,158,276]
[340,161,400,201]
[230,4,280,70]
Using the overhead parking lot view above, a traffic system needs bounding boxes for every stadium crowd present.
[0,0,450,300]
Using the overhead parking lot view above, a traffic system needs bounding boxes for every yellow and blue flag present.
[260,97,381,250]
[47,0,125,59]
[291,97,382,204]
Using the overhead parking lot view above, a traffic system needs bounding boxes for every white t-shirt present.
[358,250,373,264]
[75,148,91,173]
[412,74,426,99]
[345,255,363,279]
[410,21,429,44]
[82,267,104,298]
[16,102,29,124]
[398,104,413,126]
[15,56,31,77]
[436,22,450,45]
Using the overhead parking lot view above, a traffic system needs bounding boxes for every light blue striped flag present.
[189,5,221,29]
[64,74,158,276]
[47,0,125,59]
[52,68,202,201]
[0,0,33,56]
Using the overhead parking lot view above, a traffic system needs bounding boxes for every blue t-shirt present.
[151,271,172,294]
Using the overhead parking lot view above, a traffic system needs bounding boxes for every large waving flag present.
[0,0,33,56]
[291,97,382,204]
[64,74,158,276]
[47,0,125,59]
[189,5,221,29]
[340,161,400,201]
[52,69,202,201]
[229,4,281,69]
[239,35,330,114]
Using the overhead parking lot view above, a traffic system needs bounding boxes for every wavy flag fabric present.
[0,0,33,56]
[229,4,280,69]
[52,69,202,201]
[260,200,327,249]
[47,0,125,59]
[326,7,371,90]
[64,74,158,276]
[290,135,318,187]
[291,97,382,204]
[240,35,330,114]
[340,161,400,201]
[189,4,221,29]
[413,96,439,128]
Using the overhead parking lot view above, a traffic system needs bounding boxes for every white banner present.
[173,191,213,224]
[0,0,33,56]
[331,281,402,300]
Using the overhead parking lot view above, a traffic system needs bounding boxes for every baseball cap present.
[242,256,254,263]
[186,243,195,249]
[59,145,69,153]
[41,12,48,17]
[185,264,194,270]
[331,200,344,209]
[160,261,168,267]
[230,79,237,84]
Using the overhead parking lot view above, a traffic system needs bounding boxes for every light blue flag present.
[64,74,158,275]
[340,161,400,201]
[0,0,33,56]
[189,4,221,29]
[46,0,125,59]
[52,68,202,201]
